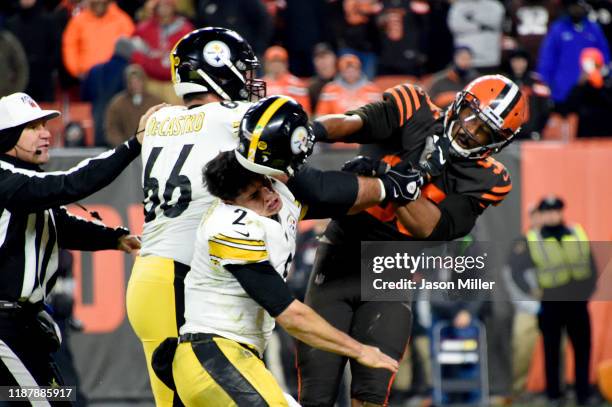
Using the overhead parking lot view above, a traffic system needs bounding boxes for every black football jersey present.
[324,83,512,244]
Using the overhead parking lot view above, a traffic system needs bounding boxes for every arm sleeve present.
[0,137,141,213]
[224,262,295,317]
[53,206,129,251]
[427,194,482,241]
[287,166,358,219]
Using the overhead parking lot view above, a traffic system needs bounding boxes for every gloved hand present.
[341,155,389,176]
[418,133,451,181]
[379,165,423,204]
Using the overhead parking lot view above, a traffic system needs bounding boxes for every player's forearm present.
[348,176,384,214]
[276,300,363,359]
[315,114,363,141]
[395,195,441,239]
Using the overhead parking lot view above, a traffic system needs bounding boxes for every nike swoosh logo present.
[503,173,509,181]
[393,190,400,198]
[235,230,250,238]
[437,146,446,164]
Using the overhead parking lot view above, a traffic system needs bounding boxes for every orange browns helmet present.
[445,74,526,160]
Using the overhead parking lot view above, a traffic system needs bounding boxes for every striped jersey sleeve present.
[208,211,268,266]
[383,83,435,127]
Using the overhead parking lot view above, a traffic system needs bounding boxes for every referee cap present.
[0,93,60,132]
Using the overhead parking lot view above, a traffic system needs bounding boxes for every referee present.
[0,93,155,398]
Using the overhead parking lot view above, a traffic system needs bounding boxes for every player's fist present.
[356,344,399,373]
[418,133,451,181]
[341,156,389,176]
[118,235,142,254]
[380,166,423,204]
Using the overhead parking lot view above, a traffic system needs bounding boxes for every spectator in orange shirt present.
[263,45,311,114]
[315,53,380,116]
[62,0,134,79]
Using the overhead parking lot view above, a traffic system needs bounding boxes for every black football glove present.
[380,165,424,204]
[341,155,389,176]
[418,133,451,181]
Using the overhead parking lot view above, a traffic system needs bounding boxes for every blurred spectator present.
[104,64,163,147]
[512,196,597,405]
[427,46,478,108]
[263,45,311,114]
[194,0,272,56]
[429,236,489,404]
[508,0,559,63]
[377,0,430,76]
[62,0,134,79]
[505,205,543,395]
[308,43,337,113]
[560,47,612,137]
[537,0,610,107]
[447,0,505,72]
[315,53,380,116]
[131,0,193,104]
[0,28,28,97]
[273,0,334,77]
[504,48,552,140]
[6,0,61,101]
[81,37,134,146]
[331,0,382,78]
[63,121,86,147]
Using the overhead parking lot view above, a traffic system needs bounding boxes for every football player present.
[294,75,526,406]
[125,27,266,406]
[172,96,412,406]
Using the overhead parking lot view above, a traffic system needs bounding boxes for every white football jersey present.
[139,101,253,265]
[182,180,302,356]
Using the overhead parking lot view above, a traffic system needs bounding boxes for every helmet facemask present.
[445,91,518,160]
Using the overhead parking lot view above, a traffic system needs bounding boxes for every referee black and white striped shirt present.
[0,137,141,305]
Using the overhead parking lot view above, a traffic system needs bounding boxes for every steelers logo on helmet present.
[203,40,231,68]
[290,126,310,155]
[235,95,314,176]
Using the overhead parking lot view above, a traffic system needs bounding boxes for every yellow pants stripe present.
[127,256,188,407]
[173,337,288,406]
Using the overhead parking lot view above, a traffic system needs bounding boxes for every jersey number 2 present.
[143,145,194,222]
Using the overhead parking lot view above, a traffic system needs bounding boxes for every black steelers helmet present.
[235,96,314,176]
[170,27,266,101]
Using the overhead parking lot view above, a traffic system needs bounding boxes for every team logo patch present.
[290,126,309,154]
[287,214,297,236]
[258,141,268,150]
[203,40,231,68]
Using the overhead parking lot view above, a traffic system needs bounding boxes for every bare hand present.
[453,310,472,329]
[356,345,399,373]
[136,103,169,144]
[118,235,142,254]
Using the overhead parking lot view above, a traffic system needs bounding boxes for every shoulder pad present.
[207,206,268,265]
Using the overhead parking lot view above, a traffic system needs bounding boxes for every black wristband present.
[312,121,329,142]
